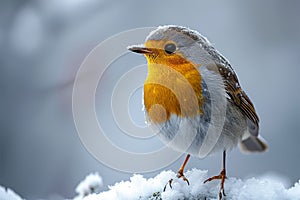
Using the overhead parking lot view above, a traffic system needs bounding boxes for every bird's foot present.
[204,169,227,199]
[163,170,190,192]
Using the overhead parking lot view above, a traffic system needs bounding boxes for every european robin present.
[128,25,267,199]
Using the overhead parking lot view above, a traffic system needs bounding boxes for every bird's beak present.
[127,45,153,54]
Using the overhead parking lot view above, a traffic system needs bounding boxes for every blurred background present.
[0,0,300,199]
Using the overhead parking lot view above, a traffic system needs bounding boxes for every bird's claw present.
[176,172,190,185]
[163,172,190,192]
[218,188,226,199]
[204,169,226,199]
[163,178,173,192]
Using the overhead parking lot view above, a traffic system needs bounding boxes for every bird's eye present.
[164,43,176,54]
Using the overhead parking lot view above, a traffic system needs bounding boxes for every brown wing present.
[216,63,259,136]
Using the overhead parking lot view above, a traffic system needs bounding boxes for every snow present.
[1,169,300,200]
[74,172,103,199]
[0,186,23,200]
[76,169,300,200]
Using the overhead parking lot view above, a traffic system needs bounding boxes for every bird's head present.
[128,26,210,123]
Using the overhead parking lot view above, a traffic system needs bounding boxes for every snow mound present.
[0,185,23,200]
[77,169,300,200]
[74,172,103,199]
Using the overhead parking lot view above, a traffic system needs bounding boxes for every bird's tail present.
[239,136,268,153]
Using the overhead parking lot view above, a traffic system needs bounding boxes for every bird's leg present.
[176,154,190,184]
[163,154,190,191]
[204,151,227,199]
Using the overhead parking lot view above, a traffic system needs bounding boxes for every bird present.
[128,25,267,199]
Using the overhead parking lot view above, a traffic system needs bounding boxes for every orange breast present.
[143,47,203,124]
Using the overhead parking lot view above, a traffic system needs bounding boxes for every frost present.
[76,169,300,200]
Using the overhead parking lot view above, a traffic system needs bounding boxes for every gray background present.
[0,0,299,199]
